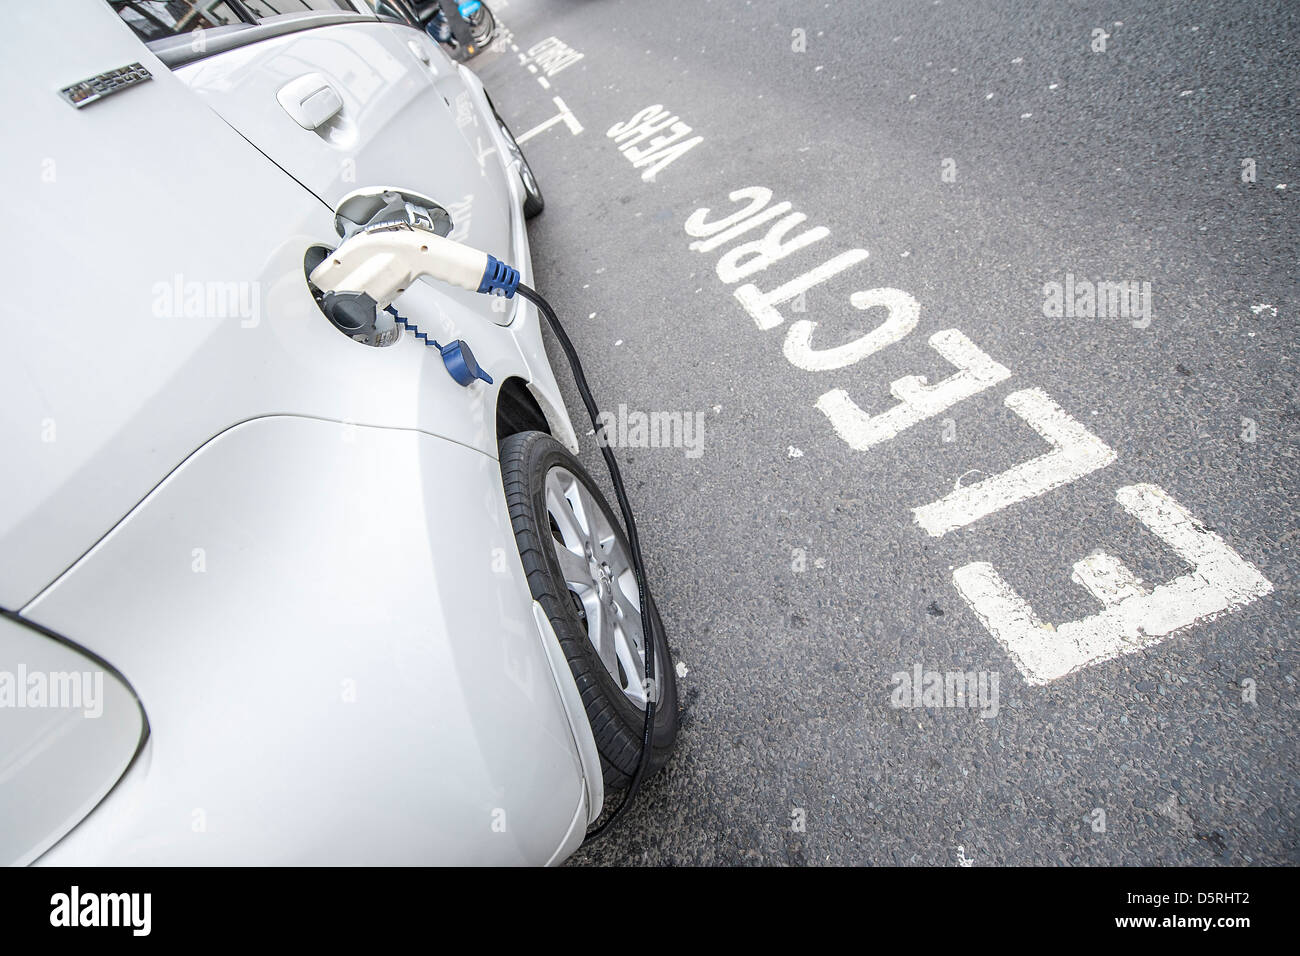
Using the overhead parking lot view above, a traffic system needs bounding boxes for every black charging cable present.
[514,283,658,841]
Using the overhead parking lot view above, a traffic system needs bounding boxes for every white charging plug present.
[309,228,492,309]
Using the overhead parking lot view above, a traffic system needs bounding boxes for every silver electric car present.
[0,0,676,866]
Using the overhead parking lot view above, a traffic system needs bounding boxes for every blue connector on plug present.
[385,306,494,387]
[477,255,520,298]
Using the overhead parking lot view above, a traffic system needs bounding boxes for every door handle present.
[277,73,343,129]
[408,39,431,65]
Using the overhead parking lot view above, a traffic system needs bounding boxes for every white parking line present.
[516,96,584,143]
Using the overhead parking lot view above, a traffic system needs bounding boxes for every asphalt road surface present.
[469,0,1297,865]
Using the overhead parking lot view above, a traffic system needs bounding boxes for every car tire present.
[500,431,677,789]
[494,110,545,219]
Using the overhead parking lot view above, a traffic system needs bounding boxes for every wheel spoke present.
[614,623,647,693]
[594,605,619,678]
[582,487,618,554]
[563,482,595,541]
[545,485,587,550]
[611,577,644,638]
[543,465,651,710]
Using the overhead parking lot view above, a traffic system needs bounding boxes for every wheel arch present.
[496,376,552,444]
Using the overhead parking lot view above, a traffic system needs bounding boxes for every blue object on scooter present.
[459,1,483,15]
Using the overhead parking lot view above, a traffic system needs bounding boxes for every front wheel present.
[500,431,678,789]
[494,110,545,219]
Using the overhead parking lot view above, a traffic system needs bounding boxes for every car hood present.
[0,4,524,608]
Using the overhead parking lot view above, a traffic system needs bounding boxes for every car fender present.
[25,416,591,865]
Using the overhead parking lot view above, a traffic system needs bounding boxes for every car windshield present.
[109,1,247,42]
[109,0,359,44]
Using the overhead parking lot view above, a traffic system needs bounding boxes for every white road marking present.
[952,483,1274,684]
[516,115,562,142]
[537,77,550,89]
[524,36,585,76]
[784,287,919,371]
[1071,551,1145,606]
[716,212,828,283]
[815,328,1012,447]
[913,388,1116,536]
[607,104,703,182]
[687,188,873,327]
[692,202,793,254]
[686,187,775,243]
[734,249,869,330]
[670,157,1269,677]
[516,96,584,143]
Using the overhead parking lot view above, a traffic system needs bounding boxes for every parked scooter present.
[417,1,496,59]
